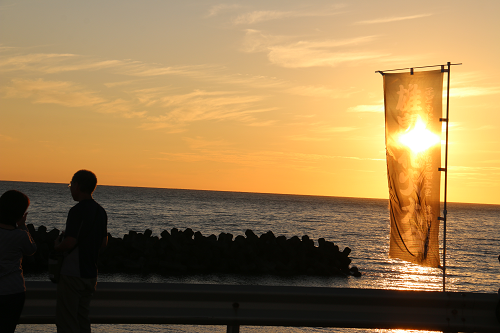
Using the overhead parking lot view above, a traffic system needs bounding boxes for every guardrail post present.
[227,324,240,333]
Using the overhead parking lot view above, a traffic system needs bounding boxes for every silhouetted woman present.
[0,190,37,333]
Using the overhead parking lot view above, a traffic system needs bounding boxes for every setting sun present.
[399,115,441,154]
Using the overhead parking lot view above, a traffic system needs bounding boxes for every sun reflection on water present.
[370,330,438,333]
[378,260,444,291]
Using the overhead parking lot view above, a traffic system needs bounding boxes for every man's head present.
[0,190,30,227]
[71,170,98,198]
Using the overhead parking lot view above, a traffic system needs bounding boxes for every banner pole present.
[442,61,451,292]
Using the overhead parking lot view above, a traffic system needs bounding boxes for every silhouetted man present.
[54,170,108,333]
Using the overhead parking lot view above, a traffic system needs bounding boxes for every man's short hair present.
[72,170,98,194]
[0,190,30,227]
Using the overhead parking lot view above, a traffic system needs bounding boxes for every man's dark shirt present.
[61,199,107,279]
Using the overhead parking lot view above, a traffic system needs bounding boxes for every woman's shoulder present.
[13,227,31,236]
[0,227,29,239]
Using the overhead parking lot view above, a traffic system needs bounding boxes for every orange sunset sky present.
[1,0,499,205]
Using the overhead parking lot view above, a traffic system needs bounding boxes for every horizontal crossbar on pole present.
[21,281,500,332]
[375,63,462,74]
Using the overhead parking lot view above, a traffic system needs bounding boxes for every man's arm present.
[54,236,77,252]
[17,212,37,255]
[100,235,108,251]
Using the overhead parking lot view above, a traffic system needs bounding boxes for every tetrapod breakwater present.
[22,224,361,277]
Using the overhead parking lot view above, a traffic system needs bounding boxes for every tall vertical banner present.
[384,70,443,267]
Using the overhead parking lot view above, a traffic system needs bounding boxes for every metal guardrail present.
[21,281,500,332]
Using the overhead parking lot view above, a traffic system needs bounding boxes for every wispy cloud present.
[268,47,386,69]
[443,71,500,98]
[247,120,276,127]
[449,165,500,172]
[450,86,500,98]
[448,165,500,185]
[242,31,377,53]
[96,99,146,118]
[242,30,387,68]
[206,4,243,17]
[1,77,279,129]
[321,126,358,133]
[0,48,366,100]
[0,47,368,134]
[0,46,286,130]
[0,53,124,74]
[286,85,358,98]
[241,30,293,53]
[347,104,384,112]
[2,78,106,107]
[355,13,433,25]
[104,80,142,88]
[131,86,176,107]
[155,149,383,167]
[0,53,77,71]
[231,5,345,25]
[1,78,147,119]
[184,136,232,150]
[0,45,20,52]
[233,10,295,25]
[0,48,233,87]
[123,63,207,77]
[1,77,276,129]
[138,89,276,131]
[0,50,209,78]
[286,125,358,142]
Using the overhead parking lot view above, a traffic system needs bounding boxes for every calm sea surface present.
[2,180,499,333]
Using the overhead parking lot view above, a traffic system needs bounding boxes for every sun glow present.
[399,115,440,153]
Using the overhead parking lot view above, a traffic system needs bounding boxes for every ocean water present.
[1,180,500,333]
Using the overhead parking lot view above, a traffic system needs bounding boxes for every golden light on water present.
[379,259,444,292]
[399,115,440,154]
[373,330,438,333]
